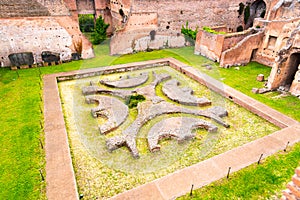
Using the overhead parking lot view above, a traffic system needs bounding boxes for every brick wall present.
[282,167,300,200]
[110,0,262,54]
[0,0,50,17]
[0,0,95,67]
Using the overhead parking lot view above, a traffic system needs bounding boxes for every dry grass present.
[59,66,278,199]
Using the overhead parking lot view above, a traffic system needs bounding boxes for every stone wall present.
[192,0,300,97]
[0,0,95,67]
[251,19,299,67]
[220,31,264,67]
[195,28,254,62]
[195,31,225,62]
[110,0,258,55]
[36,0,70,16]
[0,16,93,66]
[267,19,300,91]
[0,0,51,17]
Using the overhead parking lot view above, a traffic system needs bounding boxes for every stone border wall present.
[44,58,299,199]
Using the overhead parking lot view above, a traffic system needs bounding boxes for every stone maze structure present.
[82,71,229,158]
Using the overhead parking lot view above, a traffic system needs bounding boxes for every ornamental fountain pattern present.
[82,71,230,158]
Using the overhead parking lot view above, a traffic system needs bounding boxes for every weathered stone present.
[85,95,129,134]
[147,117,218,152]
[134,72,171,103]
[162,79,211,106]
[82,85,133,99]
[252,88,259,94]
[0,1,94,67]
[207,106,228,118]
[101,72,229,158]
[257,74,265,82]
[100,72,149,88]
[106,101,228,158]
[252,87,271,94]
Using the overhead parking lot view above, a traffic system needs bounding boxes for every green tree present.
[79,14,95,32]
[92,16,109,45]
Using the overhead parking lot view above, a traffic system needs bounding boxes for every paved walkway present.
[43,58,300,200]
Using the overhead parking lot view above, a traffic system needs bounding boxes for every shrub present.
[92,16,109,45]
[79,14,95,32]
[126,94,146,108]
[238,3,245,15]
[244,5,250,24]
[181,21,198,41]
[202,26,226,35]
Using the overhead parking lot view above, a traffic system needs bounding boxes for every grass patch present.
[125,94,146,108]
[0,41,299,199]
[179,143,300,199]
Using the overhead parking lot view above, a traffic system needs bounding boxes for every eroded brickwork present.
[110,0,252,54]
[192,0,300,96]
[0,0,94,66]
[282,167,300,200]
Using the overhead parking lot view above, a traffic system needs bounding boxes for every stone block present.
[10,66,18,71]
[43,62,49,67]
[257,74,265,82]
[20,65,29,69]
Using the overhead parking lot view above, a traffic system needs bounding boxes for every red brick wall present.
[282,167,300,200]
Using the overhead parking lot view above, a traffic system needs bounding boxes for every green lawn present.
[0,41,299,199]
[179,143,300,200]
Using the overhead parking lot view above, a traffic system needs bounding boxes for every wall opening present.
[119,9,125,17]
[251,48,258,60]
[245,0,266,29]
[267,36,277,50]
[237,25,243,32]
[284,53,300,87]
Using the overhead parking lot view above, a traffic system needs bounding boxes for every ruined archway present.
[286,53,300,95]
[245,0,266,29]
[285,53,300,86]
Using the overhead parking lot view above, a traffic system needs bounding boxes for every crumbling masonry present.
[1,0,299,96]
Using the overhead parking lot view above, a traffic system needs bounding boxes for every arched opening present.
[284,53,300,87]
[245,0,266,29]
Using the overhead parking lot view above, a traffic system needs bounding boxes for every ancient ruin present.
[147,117,218,152]
[194,0,300,97]
[1,0,299,95]
[82,71,229,158]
